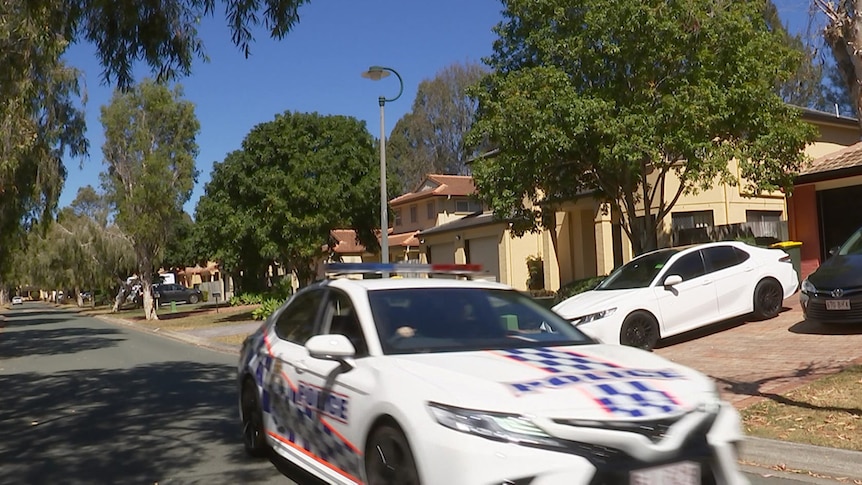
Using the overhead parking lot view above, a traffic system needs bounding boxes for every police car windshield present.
[595,249,679,290]
[368,287,593,355]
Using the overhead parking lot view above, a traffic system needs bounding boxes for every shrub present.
[554,275,606,303]
[252,298,285,320]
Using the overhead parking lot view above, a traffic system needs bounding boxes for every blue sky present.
[58,0,821,215]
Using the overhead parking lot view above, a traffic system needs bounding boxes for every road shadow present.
[789,319,862,335]
[0,361,322,485]
[0,327,123,359]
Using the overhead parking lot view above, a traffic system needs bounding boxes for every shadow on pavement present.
[0,327,124,358]
[655,306,796,349]
[789,319,862,336]
[0,361,321,485]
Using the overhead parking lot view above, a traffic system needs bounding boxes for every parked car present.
[553,241,798,350]
[801,225,862,323]
[238,262,749,485]
[11,296,23,305]
[152,283,202,305]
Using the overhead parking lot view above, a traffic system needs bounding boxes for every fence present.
[672,220,788,247]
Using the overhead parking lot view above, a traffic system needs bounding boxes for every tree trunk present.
[141,274,159,321]
[75,286,83,307]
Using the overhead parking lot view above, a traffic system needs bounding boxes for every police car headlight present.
[801,279,816,294]
[570,308,617,326]
[427,402,565,449]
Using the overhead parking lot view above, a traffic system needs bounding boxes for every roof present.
[419,211,505,236]
[390,174,476,205]
[329,229,368,254]
[793,105,859,129]
[796,140,862,184]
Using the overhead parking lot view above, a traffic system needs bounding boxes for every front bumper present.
[800,291,862,324]
[411,402,748,485]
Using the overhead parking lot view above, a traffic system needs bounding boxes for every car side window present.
[703,246,745,272]
[666,251,706,281]
[321,291,368,357]
[274,290,323,344]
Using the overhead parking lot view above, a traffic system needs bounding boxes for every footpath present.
[95,312,862,484]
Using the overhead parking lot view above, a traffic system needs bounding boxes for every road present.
[0,303,311,485]
[0,303,834,484]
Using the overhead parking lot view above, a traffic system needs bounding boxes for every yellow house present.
[418,106,860,292]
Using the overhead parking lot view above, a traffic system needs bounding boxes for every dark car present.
[153,283,203,305]
[801,226,862,323]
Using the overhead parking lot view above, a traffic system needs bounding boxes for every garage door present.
[429,243,455,265]
[818,185,862,259]
[467,236,500,282]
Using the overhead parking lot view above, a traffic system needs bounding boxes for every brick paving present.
[654,294,862,409]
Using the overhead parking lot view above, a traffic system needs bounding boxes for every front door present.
[654,250,719,336]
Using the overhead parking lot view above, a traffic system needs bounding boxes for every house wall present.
[391,196,482,234]
[805,123,860,159]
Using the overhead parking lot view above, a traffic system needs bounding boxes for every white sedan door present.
[653,250,720,337]
[702,245,756,318]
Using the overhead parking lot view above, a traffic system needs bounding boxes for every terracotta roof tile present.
[389,230,421,247]
[390,174,476,205]
[801,141,862,176]
[329,229,367,254]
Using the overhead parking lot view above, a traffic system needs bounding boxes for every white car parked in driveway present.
[238,263,749,485]
[553,241,798,351]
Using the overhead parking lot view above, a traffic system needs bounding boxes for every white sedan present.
[553,241,798,350]
[238,263,748,485]
[11,296,23,305]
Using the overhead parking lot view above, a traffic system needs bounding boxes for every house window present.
[455,198,482,213]
[672,210,714,245]
[746,210,783,241]
[410,205,418,223]
[394,209,402,226]
[427,201,435,220]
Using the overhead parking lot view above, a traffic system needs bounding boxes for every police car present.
[238,263,749,485]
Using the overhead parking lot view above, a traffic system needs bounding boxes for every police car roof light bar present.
[324,262,483,277]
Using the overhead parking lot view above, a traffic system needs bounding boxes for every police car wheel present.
[620,311,659,351]
[364,424,419,485]
[241,381,268,457]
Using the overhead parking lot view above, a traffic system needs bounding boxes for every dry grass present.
[211,333,255,347]
[81,303,258,332]
[741,365,862,451]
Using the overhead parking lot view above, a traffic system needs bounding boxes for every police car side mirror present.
[306,334,356,366]
[663,274,683,287]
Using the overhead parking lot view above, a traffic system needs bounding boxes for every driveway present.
[654,294,862,408]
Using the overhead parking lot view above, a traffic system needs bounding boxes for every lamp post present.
[361,65,403,265]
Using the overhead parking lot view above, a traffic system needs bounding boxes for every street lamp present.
[361,65,403,265]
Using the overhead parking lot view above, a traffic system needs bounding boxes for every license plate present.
[826,299,851,310]
[630,461,700,485]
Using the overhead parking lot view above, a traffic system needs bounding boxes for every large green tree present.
[195,111,380,288]
[1,0,308,298]
[468,0,816,256]
[387,61,488,192]
[100,80,200,320]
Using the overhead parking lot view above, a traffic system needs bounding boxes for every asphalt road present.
[0,303,836,484]
[0,302,313,485]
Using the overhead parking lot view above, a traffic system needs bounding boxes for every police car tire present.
[241,381,268,458]
[619,311,660,351]
[364,424,420,485]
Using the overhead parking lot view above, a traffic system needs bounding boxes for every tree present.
[161,212,204,274]
[387,61,488,192]
[1,0,307,290]
[468,0,816,256]
[195,111,379,288]
[100,80,200,320]
[0,1,88,301]
[815,0,862,121]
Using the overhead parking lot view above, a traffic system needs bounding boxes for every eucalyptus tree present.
[468,0,816,255]
[387,61,488,192]
[815,0,862,120]
[100,80,200,320]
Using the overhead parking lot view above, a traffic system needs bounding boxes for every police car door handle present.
[293,360,307,374]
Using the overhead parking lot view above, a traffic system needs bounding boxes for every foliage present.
[229,293,264,307]
[0,1,88,291]
[554,276,607,304]
[387,61,489,192]
[194,111,379,289]
[468,0,816,256]
[252,297,285,320]
[525,255,544,291]
[161,211,204,272]
[100,79,200,319]
[817,0,862,123]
